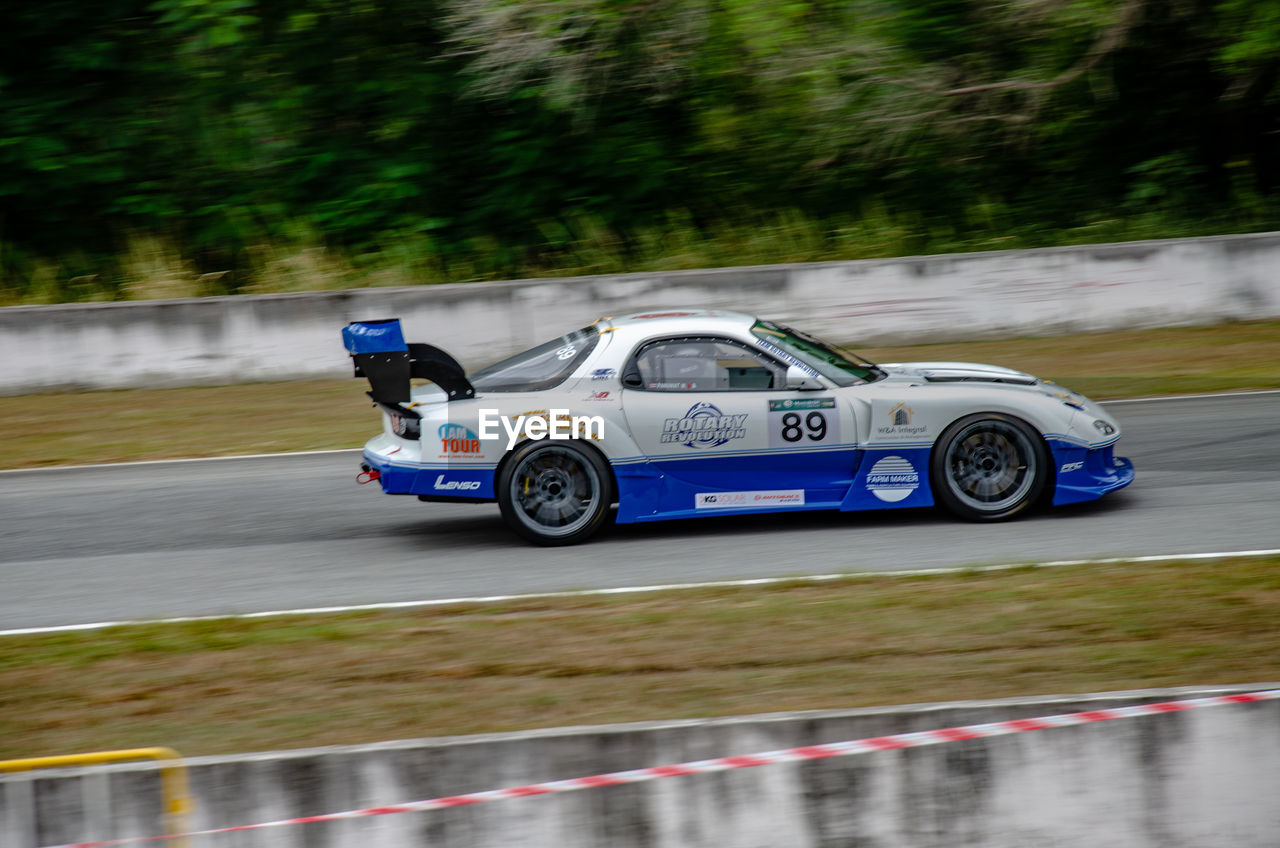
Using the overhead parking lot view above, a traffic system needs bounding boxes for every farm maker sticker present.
[865,455,920,502]
[661,402,748,449]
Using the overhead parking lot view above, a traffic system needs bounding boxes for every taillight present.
[389,411,421,440]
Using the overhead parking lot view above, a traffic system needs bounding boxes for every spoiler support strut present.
[342,319,475,407]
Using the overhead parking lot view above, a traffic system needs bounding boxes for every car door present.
[619,336,860,513]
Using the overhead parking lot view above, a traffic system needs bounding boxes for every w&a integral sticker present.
[865,455,920,502]
[872,399,930,439]
[661,402,748,449]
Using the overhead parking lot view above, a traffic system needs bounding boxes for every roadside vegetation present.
[2,555,1278,759]
[1,319,1277,470]
[3,1,1278,303]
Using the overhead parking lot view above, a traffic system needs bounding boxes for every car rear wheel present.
[931,413,1049,521]
[497,440,613,545]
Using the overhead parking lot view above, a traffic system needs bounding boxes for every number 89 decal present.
[767,398,839,448]
[780,410,827,442]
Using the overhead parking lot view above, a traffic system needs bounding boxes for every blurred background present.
[2,0,1277,305]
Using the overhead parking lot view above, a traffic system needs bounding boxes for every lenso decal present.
[661,402,748,449]
[865,455,920,502]
[590,368,616,381]
[695,490,805,509]
[753,338,821,376]
[433,474,481,492]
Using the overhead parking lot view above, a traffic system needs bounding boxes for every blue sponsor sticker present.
[753,338,821,376]
[660,402,748,449]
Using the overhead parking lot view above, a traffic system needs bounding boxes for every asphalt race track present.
[2,392,1278,631]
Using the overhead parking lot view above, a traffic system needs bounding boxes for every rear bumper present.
[359,452,420,494]
[360,448,497,501]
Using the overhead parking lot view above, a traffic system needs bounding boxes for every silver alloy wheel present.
[943,419,1037,513]
[508,445,604,539]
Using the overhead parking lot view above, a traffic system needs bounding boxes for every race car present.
[343,309,1133,545]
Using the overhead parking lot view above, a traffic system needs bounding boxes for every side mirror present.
[784,365,825,391]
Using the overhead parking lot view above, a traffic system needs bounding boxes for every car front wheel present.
[497,440,614,545]
[930,413,1049,521]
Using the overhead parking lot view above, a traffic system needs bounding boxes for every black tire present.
[930,413,1049,521]
[496,440,614,546]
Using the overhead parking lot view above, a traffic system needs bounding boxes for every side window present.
[627,338,786,392]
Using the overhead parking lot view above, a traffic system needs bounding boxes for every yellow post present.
[0,747,192,846]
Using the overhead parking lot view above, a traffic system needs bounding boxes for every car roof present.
[596,309,760,345]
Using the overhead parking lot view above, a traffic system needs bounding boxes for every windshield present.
[750,320,883,387]
[469,327,599,392]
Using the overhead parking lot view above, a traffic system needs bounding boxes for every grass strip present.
[2,320,1278,470]
[2,555,1278,759]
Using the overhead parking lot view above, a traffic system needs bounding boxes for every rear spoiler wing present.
[341,319,475,410]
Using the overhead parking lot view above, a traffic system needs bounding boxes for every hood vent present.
[923,373,1038,386]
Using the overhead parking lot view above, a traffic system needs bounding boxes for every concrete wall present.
[2,232,1279,395]
[3,684,1278,848]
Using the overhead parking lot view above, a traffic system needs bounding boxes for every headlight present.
[1093,419,1116,436]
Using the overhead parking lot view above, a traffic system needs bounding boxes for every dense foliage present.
[2,0,1278,302]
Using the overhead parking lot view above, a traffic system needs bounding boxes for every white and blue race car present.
[343,309,1133,545]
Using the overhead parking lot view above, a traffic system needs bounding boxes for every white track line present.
[0,448,361,474]
[1100,388,1280,404]
[1,389,1274,475]
[5,548,1279,638]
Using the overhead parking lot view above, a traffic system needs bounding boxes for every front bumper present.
[1049,441,1135,506]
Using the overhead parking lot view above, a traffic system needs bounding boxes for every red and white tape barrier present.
[44,689,1280,848]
